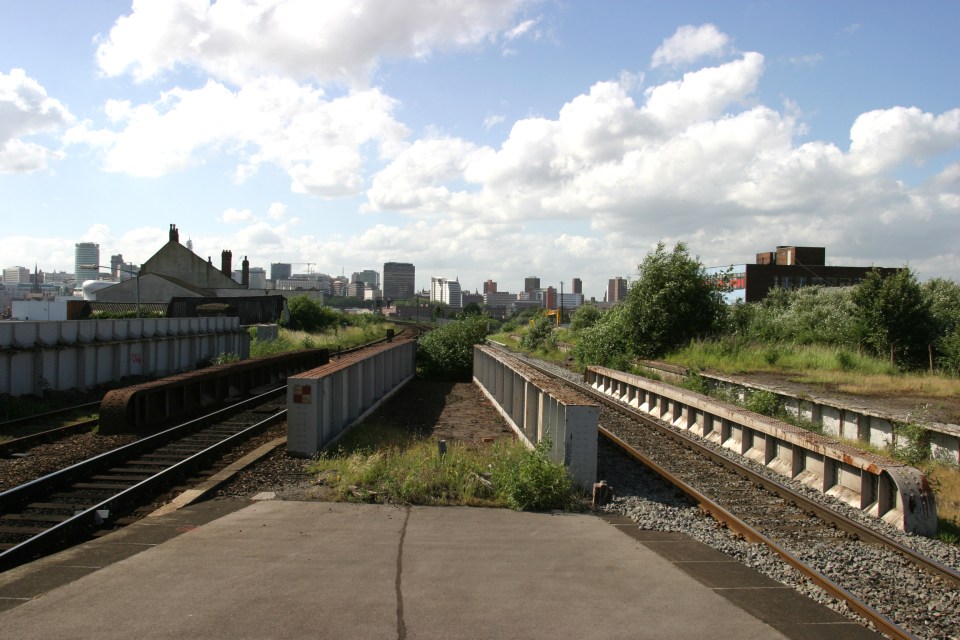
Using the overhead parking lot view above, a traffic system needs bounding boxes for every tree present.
[287,295,339,333]
[924,278,960,374]
[569,304,601,332]
[852,267,934,367]
[621,241,727,358]
[461,302,483,317]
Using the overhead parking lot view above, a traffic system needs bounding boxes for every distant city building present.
[462,292,483,307]
[558,293,584,310]
[524,276,540,293]
[430,276,462,308]
[347,281,366,298]
[271,262,292,281]
[110,254,124,278]
[544,286,557,310]
[353,269,379,288]
[706,245,901,303]
[571,278,582,295]
[364,285,383,302]
[607,277,628,303]
[74,242,100,284]
[3,266,30,285]
[483,279,497,294]
[249,267,267,289]
[383,262,415,300]
[483,292,516,308]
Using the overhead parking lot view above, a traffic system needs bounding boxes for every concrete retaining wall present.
[287,339,417,456]
[0,318,249,396]
[638,362,960,465]
[587,366,938,536]
[473,345,597,489]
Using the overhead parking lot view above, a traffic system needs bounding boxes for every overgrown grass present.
[666,339,960,397]
[306,420,576,510]
[927,464,960,543]
[249,324,393,358]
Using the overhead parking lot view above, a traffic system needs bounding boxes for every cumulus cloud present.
[268,202,287,219]
[221,208,253,223]
[67,77,408,195]
[96,0,536,86]
[0,69,73,173]
[651,24,731,69]
[364,52,960,280]
[847,106,960,175]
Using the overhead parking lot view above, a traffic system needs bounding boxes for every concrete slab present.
[0,501,797,640]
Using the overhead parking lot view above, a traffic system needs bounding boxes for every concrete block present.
[13,322,38,348]
[37,322,59,346]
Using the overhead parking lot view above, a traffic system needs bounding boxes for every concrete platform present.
[0,499,881,639]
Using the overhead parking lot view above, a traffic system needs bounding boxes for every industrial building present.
[706,246,900,303]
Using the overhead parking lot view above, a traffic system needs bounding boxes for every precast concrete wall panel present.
[0,318,249,396]
[585,365,938,536]
[474,345,598,489]
[37,322,58,346]
[287,339,416,457]
[13,323,38,348]
[0,323,12,347]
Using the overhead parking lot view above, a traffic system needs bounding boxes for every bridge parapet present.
[287,338,417,456]
[473,345,597,489]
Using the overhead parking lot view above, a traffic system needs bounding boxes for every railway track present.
[496,346,959,640]
[0,327,417,573]
[0,388,287,572]
[0,402,101,458]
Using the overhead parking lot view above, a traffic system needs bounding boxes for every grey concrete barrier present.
[586,366,938,536]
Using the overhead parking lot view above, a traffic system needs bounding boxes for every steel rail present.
[0,419,100,458]
[0,387,287,571]
[0,401,286,573]
[588,381,960,589]
[489,347,947,640]
[0,401,100,430]
[600,424,918,640]
[499,348,960,588]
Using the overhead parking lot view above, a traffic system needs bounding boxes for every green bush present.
[570,304,601,332]
[573,305,632,371]
[493,440,572,511]
[745,390,783,417]
[417,316,490,380]
[520,316,555,352]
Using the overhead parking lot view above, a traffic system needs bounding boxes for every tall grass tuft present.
[306,420,575,510]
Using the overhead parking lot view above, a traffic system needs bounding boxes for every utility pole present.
[559,281,564,327]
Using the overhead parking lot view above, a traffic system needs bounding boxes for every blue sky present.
[2,0,958,300]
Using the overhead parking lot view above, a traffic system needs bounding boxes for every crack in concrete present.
[395,505,411,640]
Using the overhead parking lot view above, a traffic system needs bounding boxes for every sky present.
[1,0,958,301]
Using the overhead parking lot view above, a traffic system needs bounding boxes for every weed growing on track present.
[305,421,576,511]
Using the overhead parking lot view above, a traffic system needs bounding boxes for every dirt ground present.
[371,378,515,442]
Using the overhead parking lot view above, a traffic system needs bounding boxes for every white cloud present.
[221,208,253,223]
[0,68,73,173]
[847,106,960,175]
[96,0,535,86]
[268,202,287,219]
[68,78,408,194]
[362,54,960,280]
[506,18,539,40]
[484,114,506,130]
[651,24,731,69]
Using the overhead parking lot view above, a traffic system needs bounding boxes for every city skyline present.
[2,1,958,295]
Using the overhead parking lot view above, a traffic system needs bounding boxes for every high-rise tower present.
[74,242,100,283]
